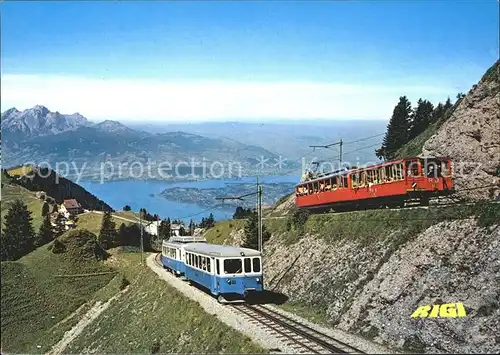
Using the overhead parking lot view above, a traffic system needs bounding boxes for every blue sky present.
[1,0,498,122]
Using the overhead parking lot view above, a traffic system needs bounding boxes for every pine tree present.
[158,219,171,239]
[376,96,412,160]
[99,211,116,249]
[431,102,445,122]
[207,213,215,228]
[444,97,453,112]
[118,223,128,245]
[41,202,50,217]
[242,213,258,250]
[54,213,66,235]
[242,212,270,250]
[35,215,54,248]
[1,200,35,261]
[409,99,434,139]
[189,219,195,235]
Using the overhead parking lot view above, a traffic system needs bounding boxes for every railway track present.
[154,253,362,354]
[232,304,364,354]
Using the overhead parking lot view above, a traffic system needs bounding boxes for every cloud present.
[1,74,455,122]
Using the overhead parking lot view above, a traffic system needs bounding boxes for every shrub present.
[475,200,500,228]
[119,276,130,290]
[52,239,66,254]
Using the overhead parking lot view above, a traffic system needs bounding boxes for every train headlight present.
[227,279,232,284]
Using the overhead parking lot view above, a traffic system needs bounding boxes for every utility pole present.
[215,178,263,253]
[134,210,156,266]
[139,210,144,265]
[258,183,263,253]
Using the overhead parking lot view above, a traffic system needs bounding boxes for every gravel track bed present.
[260,304,395,354]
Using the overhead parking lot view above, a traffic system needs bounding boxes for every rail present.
[232,304,364,354]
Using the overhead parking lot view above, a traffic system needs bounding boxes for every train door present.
[213,258,221,295]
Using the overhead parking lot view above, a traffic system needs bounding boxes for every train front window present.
[224,259,242,274]
[252,258,261,272]
[244,258,252,273]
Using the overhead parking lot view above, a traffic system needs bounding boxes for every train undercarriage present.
[299,190,456,214]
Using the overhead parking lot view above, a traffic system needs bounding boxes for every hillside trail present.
[48,285,130,355]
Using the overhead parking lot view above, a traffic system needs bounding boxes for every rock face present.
[422,61,500,200]
[262,220,500,354]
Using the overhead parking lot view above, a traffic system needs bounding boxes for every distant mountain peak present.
[1,105,92,139]
[30,104,50,115]
[1,107,20,117]
[95,119,129,129]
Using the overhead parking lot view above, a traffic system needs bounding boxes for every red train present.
[295,157,454,211]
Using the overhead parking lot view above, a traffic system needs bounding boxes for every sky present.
[1,0,498,122]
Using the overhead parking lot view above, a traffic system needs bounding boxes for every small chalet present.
[60,199,83,218]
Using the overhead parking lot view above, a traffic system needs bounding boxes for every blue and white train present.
[161,235,206,276]
[161,239,264,303]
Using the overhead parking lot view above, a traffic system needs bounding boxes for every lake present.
[79,175,299,223]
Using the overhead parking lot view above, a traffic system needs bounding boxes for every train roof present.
[183,243,261,258]
[169,235,207,243]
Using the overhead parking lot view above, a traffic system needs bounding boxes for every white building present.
[144,220,161,236]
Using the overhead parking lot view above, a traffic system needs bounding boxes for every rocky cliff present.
[422,60,500,200]
[261,214,499,354]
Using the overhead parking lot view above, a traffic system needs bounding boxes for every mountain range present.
[1,106,295,180]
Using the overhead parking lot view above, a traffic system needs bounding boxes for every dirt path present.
[48,287,129,355]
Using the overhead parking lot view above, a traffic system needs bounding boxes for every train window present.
[406,160,419,177]
[366,170,372,184]
[216,259,220,275]
[342,176,348,188]
[385,166,392,182]
[440,160,450,177]
[244,258,252,273]
[252,258,261,273]
[224,259,242,274]
[351,173,358,188]
[373,169,380,184]
[397,163,404,179]
[360,172,366,186]
[378,168,385,183]
[207,259,211,273]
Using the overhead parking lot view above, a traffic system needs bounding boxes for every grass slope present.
[64,251,265,354]
[76,212,134,235]
[6,165,34,176]
[1,183,46,230]
[0,231,116,353]
[203,219,246,245]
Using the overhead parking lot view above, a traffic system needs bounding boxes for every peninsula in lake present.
[159,182,296,209]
